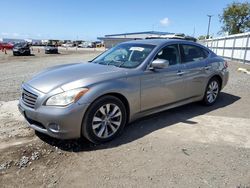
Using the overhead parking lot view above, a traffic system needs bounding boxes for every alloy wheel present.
[206,80,219,103]
[92,103,122,139]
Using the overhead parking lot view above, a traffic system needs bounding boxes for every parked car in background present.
[93,41,103,48]
[0,42,14,50]
[78,43,87,48]
[45,44,58,54]
[13,43,31,56]
[78,41,92,48]
[62,42,74,47]
[18,39,229,143]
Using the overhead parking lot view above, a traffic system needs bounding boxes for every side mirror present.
[150,59,169,70]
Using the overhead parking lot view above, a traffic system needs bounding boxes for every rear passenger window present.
[154,44,180,66]
[180,45,209,63]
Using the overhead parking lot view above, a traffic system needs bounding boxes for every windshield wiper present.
[94,60,124,68]
[94,61,108,65]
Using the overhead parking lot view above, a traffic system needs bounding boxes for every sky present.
[0,0,246,40]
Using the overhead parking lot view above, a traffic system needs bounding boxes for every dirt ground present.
[0,48,250,188]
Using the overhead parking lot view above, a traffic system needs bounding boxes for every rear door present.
[179,44,210,98]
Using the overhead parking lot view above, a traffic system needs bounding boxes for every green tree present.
[198,35,208,40]
[220,2,250,34]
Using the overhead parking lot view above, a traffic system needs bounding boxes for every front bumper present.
[18,99,89,139]
[13,49,30,55]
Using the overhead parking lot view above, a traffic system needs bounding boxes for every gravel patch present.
[0,56,249,187]
[0,50,102,101]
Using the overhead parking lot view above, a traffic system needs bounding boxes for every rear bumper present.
[45,49,58,54]
[18,99,90,139]
[221,70,229,89]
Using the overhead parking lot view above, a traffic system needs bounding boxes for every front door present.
[140,44,186,111]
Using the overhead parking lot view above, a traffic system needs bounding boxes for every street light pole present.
[207,15,213,39]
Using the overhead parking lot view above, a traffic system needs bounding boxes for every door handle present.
[177,71,185,76]
[204,66,211,70]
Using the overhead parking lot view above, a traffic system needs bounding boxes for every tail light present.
[224,61,228,69]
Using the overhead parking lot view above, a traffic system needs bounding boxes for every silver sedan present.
[18,39,229,143]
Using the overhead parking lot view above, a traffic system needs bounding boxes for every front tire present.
[82,95,127,143]
[202,77,220,106]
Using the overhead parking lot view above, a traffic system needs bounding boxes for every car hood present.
[27,62,125,93]
[13,46,24,49]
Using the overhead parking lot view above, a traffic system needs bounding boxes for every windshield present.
[14,43,28,48]
[92,43,155,68]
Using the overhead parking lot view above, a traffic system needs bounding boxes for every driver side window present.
[154,44,180,66]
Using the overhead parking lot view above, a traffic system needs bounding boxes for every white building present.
[98,31,173,48]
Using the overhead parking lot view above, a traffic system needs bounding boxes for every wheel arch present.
[209,75,222,90]
[84,92,130,124]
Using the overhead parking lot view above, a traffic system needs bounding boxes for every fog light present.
[48,123,60,132]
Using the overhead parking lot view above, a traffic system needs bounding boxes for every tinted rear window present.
[180,44,209,63]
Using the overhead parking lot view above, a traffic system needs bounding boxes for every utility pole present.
[192,26,196,37]
[207,15,213,39]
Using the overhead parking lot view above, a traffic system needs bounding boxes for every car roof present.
[123,39,196,46]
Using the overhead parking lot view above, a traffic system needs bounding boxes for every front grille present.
[22,88,38,109]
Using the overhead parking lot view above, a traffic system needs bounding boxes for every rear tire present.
[202,77,220,106]
[82,95,127,144]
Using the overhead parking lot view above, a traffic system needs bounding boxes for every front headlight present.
[45,88,89,106]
